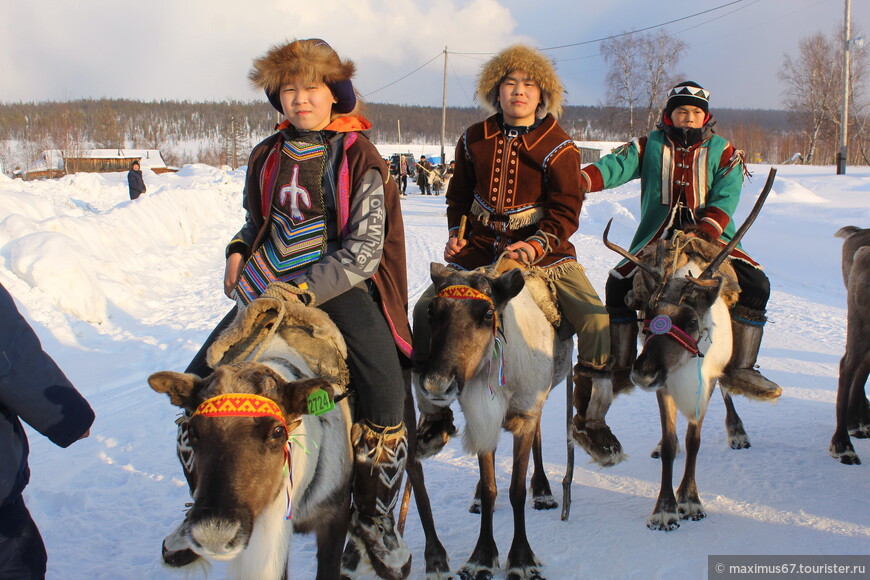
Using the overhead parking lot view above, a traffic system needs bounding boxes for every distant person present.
[416,155,432,195]
[582,80,782,403]
[0,282,95,579]
[399,154,409,194]
[127,160,146,200]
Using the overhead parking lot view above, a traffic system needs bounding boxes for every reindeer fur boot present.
[719,305,783,400]
[572,360,626,467]
[609,315,638,395]
[341,421,412,580]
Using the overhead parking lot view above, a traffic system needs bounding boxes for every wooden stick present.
[397,475,412,535]
[561,366,575,521]
[457,215,468,240]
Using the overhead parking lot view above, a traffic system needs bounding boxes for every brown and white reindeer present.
[150,296,451,580]
[415,263,573,580]
[150,297,354,580]
[829,225,870,465]
[603,168,775,531]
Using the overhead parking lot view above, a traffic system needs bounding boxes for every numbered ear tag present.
[307,388,335,416]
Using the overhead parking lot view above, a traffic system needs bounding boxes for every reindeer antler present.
[603,219,662,284]
[695,168,777,281]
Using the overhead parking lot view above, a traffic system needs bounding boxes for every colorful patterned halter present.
[435,284,498,334]
[643,314,702,357]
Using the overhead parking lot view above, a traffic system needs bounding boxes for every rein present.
[643,314,703,358]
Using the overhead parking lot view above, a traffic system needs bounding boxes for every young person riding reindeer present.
[582,81,782,447]
[168,39,414,579]
[412,45,615,464]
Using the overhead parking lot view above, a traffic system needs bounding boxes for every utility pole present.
[397,119,402,147]
[837,0,852,175]
[440,46,448,167]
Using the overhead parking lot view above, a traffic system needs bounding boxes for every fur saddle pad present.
[206,297,350,391]
[484,257,562,327]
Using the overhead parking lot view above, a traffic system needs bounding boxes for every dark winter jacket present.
[0,283,95,508]
[127,168,146,200]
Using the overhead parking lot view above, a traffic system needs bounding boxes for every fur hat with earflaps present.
[476,44,565,120]
[249,38,358,115]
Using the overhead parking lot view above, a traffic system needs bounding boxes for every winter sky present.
[2,0,868,110]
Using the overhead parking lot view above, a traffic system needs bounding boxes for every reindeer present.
[604,169,775,531]
[151,296,451,579]
[415,263,572,580]
[829,226,870,465]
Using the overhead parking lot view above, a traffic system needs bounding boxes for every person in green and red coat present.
[582,81,782,403]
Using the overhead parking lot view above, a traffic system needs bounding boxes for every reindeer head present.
[149,364,334,561]
[603,221,738,391]
[417,262,524,405]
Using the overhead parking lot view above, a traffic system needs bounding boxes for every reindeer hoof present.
[647,515,680,531]
[830,441,861,465]
[533,494,558,510]
[678,504,707,521]
[458,565,494,580]
[727,432,751,449]
[848,424,870,439]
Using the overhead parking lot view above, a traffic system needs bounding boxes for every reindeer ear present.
[492,268,525,304]
[148,371,202,409]
[280,378,335,416]
[687,277,723,311]
[430,262,451,283]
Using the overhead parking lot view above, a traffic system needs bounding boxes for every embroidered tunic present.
[445,114,585,274]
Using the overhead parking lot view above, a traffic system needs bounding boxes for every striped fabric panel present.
[283,140,327,162]
[236,209,325,305]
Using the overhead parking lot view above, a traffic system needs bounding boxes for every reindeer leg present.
[677,417,706,521]
[506,425,544,580]
[401,370,451,578]
[458,452,499,580]
[846,365,870,439]
[721,388,750,449]
[530,417,557,510]
[831,355,862,464]
[316,498,350,580]
[648,391,680,531]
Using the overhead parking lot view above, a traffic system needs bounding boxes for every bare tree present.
[780,27,867,164]
[600,30,686,136]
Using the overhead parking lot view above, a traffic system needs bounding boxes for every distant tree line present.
[0,97,813,174]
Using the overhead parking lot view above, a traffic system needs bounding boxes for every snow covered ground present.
[1,160,869,579]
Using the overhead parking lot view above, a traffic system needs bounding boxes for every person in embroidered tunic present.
[411,44,614,462]
[582,80,782,402]
[176,39,413,580]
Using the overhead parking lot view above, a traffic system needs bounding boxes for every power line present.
[363,52,443,98]
[362,0,759,99]
[449,0,753,55]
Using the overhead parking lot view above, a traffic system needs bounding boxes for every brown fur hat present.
[249,38,357,115]
[476,44,565,120]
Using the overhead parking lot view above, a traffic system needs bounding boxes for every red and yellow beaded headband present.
[435,284,498,334]
[193,393,287,429]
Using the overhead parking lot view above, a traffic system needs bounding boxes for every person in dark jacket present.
[0,282,95,579]
[127,161,146,200]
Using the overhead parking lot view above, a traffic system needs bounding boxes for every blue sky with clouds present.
[1,0,866,110]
